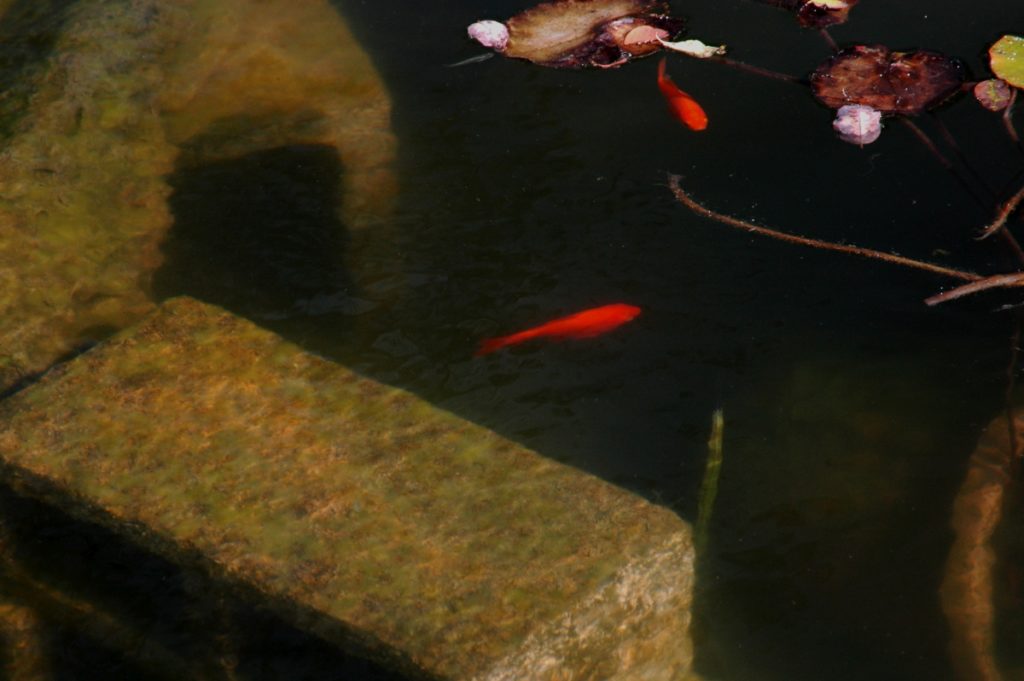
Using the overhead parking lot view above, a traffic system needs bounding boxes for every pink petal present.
[467,20,509,51]
[623,25,668,47]
[833,104,882,145]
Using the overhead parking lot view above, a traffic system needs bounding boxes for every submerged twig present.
[901,118,996,216]
[977,182,1024,241]
[930,112,997,200]
[924,273,1024,306]
[1004,88,1021,150]
[903,118,1024,265]
[667,173,982,282]
[445,53,496,68]
[695,408,724,555]
[708,55,800,83]
[819,28,838,52]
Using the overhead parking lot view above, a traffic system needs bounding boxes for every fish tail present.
[475,335,511,356]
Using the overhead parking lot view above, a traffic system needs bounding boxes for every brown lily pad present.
[810,45,965,115]
[503,0,684,68]
[795,0,859,29]
[753,0,859,28]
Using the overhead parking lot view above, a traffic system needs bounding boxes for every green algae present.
[0,298,695,680]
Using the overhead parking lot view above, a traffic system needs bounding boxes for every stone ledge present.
[0,297,694,679]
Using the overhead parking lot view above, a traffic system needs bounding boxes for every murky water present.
[3,0,1024,678]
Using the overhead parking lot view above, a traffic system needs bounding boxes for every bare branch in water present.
[666,173,982,282]
[924,272,1024,306]
[900,118,1000,219]
[1004,88,1021,148]
[930,112,997,200]
[902,117,1024,265]
[708,55,801,83]
[977,181,1024,240]
[819,28,838,52]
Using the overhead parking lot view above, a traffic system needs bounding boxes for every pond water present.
[4,0,1024,679]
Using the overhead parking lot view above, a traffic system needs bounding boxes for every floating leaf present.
[658,38,726,59]
[796,0,859,29]
[468,0,685,69]
[810,45,965,115]
[753,0,859,28]
[832,104,882,145]
[989,35,1024,89]
[973,78,1012,112]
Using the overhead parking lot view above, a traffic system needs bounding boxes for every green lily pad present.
[990,35,1024,89]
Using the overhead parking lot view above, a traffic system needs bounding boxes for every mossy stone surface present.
[0,297,694,680]
[0,0,396,392]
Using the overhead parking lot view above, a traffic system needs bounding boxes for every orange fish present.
[657,57,708,131]
[476,303,641,356]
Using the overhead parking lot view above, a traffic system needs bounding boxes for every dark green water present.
[8,0,1024,679]
[158,1,1024,678]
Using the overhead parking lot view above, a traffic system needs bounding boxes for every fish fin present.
[658,55,667,81]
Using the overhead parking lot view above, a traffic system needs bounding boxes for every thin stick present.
[930,112,997,199]
[709,55,801,83]
[901,117,954,168]
[1004,88,1021,149]
[667,173,982,282]
[977,181,1024,240]
[819,28,838,52]
[903,118,1024,265]
[924,272,1024,306]
[901,117,995,214]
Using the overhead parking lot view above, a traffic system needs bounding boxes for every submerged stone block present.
[0,297,695,680]
[0,0,396,391]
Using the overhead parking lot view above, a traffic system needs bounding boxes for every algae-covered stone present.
[0,0,396,392]
[157,0,397,229]
[0,0,181,390]
[0,297,695,680]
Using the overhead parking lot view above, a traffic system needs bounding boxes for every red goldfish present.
[476,303,641,356]
[657,57,708,131]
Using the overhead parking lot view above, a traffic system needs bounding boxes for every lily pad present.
[974,78,1012,112]
[810,45,965,115]
[796,0,859,29]
[989,35,1024,89]
[471,0,685,69]
[754,0,859,28]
